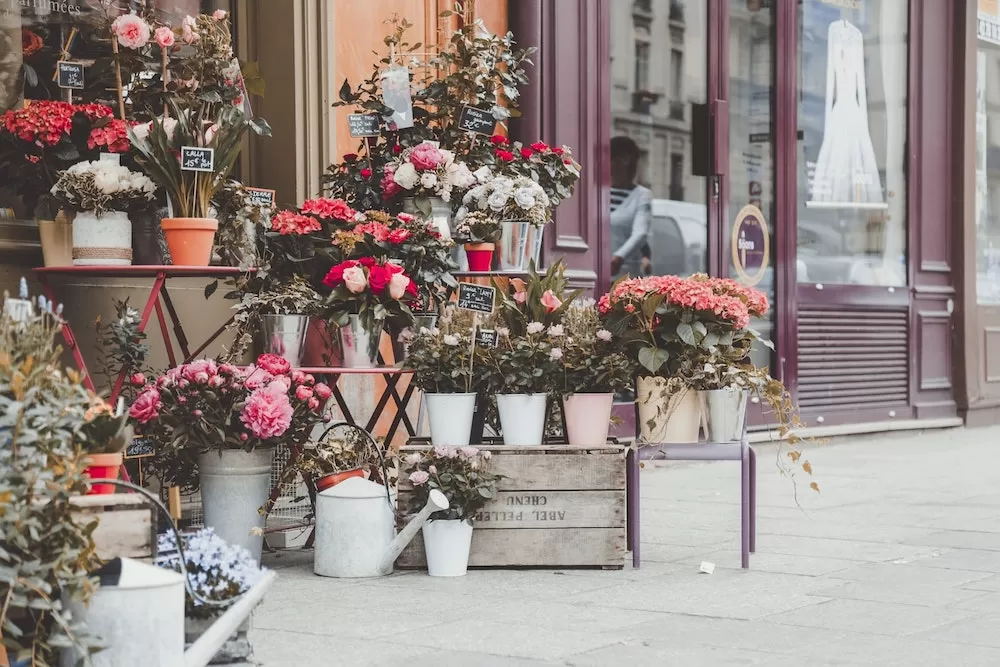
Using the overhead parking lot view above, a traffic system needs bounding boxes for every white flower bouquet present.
[383,141,478,203]
[459,175,551,226]
[50,160,157,215]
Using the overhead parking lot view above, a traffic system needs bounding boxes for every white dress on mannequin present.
[810,19,884,206]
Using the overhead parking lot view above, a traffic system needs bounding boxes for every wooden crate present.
[70,494,156,562]
[396,443,627,569]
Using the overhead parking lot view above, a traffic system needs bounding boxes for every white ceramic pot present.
[72,210,133,266]
[424,392,477,447]
[636,377,701,443]
[198,448,274,561]
[562,393,615,446]
[496,393,547,446]
[422,518,473,577]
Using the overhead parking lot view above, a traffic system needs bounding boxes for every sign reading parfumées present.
[124,437,155,460]
[457,283,496,314]
[57,61,85,90]
[180,147,215,173]
[245,187,275,209]
[348,113,381,138]
[458,106,496,135]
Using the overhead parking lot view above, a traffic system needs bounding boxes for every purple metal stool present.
[626,437,757,569]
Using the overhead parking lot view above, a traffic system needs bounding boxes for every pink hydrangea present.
[240,380,294,439]
[409,142,445,170]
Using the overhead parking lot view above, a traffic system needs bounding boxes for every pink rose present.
[213,9,227,19]
[240,380,294,439]
[303,374,315,386]
[540,289,562,313]
[388,273,410,300]
[397,212,416,223]
[314,383,332,400]
[295,385,313,401]
[343,265,368,293]
[182,359,217,383]
[428,465,437,474]
[409,142,444,170]
[153,26,175,48]
[458,446,479,459]
[130,372,145,386]
[409,470,430,486]
[129,387,161,424]
[112,14,151,49]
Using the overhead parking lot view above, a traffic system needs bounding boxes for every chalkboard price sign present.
[348,113,381,138]
[246,187,276,209]
[458,106,496,135]
[57,62,85,90]
[124,437,155,460]
[475,329,498,348]
[180,146,215,173]
[457,283,496,314]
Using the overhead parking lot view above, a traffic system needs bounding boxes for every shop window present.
[796,0,908,287]
[976,17,1000,305]
[634,40,650,92]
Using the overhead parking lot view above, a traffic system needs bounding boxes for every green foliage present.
[404,445,502,521]
[555,301,635,395]
[405,307,483,394]
[92,299,150,404]
[491,259,581,337]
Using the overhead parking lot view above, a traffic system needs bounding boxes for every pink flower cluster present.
[599,274,769,330]
[301,197,358,222]
[270,210,322,236]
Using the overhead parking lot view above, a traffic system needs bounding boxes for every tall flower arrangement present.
[50,160,157,215]
[382,141,478,210]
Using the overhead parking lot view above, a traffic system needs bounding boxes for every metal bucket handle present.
[316,421,395,511]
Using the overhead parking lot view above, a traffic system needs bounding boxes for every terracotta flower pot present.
[464,242,495,271]
[161,217,218,266]
[84,451,124,495]
[315,468,365,493]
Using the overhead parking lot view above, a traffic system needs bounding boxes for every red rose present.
[358,256,377,267]
[392,143,402,154]
[343,153,358,162]
[360,167,372,178]
[520,147,534,159]
[405,279,418,298]
[490,135,508,145]
[563,158,573,165]
[386,262,405,275]
[495,149,515,162]
[530,142,549,152]
[551,147,565,155]
[367,264,391,294]
[387,228,411,244]
[323,260,358,288]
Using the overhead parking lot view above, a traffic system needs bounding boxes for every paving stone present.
[248,629,435,667]
[807,579,988,607]
[920,614,1000,648]
[825,562,992,588]
[753,534,939,563]
[915,549,1000,573]
[905,530,1000,552]
[679,550,859,577]
[562,638,774,666]
[756,635,1000,667]
[615,614,845,654]
[960,574,1000,591]
[949,591,1000,612]
[767,599,974,636]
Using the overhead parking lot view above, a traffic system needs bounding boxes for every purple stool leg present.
[626,448,634,552]
[741,443,751,569]
[749,446,757,554]
[627,448,641,568]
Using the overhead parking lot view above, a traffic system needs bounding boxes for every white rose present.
[132,122,151,142]
[420,172,438,189]
[473,166,493,183]
[514,187,536,210]
[448,162,477,190]
[487,191,508,212]
[342,266,368,293]
[393,162,419,190]
[388,273,410,300]
[442,334,460,346]
[162,117,178,141]
[94,170,121,195]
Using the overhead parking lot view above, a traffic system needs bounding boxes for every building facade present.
[1,0,995,433]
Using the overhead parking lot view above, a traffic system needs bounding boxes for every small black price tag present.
[348,113,381,138]
[245,187,275,208]
[457,283,496,314]
[475,329,498,348]
[124,436,155,460]
[180,146,215,172]
[458,106,496,135]
[57,61,85,90]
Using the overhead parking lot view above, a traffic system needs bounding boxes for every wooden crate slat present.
[397,528,625,568]
[398,489,625,529]
[84,509,153,560]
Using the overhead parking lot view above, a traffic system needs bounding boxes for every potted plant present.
[78,397,133,495]
[127,12,271,266]
[405,307,484,447]
[383,141,478,238]
[156,527,266,663]
[319,256,418,367]
[598,273,770,443]
[459,174,550,271]
[403,445,501,577]
[455,210,502,272]
[490,136,582,209]
[555,300,635,446]
[49,159,158,266]
[128,353,327,559]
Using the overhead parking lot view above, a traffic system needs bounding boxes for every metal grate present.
[797,304,910,410]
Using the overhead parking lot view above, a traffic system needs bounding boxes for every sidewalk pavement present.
[249,425,1000,666]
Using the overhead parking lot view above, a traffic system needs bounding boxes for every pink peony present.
[257,353,291,376]
[129,387,161,424]
[130,372,146,386]
[242,365,274,390]
[409,142,445,170]
[409,470,430,486]
[240,380,294,439]
[112,14,151,49]
[182,359,217,383]
[314,383,332,400]
[308,397,320,410]
[153,26,175,48]
[540,289,562,313]
[295,385,313,401]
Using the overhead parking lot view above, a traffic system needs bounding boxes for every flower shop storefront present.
[521,0,962,432]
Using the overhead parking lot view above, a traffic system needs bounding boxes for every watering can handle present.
[319,421,395,509]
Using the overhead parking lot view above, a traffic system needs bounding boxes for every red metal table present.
[33,265,250,403]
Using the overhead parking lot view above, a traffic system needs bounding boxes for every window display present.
[797,0,908,287]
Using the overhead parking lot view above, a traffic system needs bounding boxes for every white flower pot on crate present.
[422,518,474,577]
[496,393,547,445]
[424,392,477,447]
[72,210,132,266]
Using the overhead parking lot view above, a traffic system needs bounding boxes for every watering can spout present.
[376,489,449,575]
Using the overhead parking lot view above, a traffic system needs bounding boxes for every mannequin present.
[810,19,884,206]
